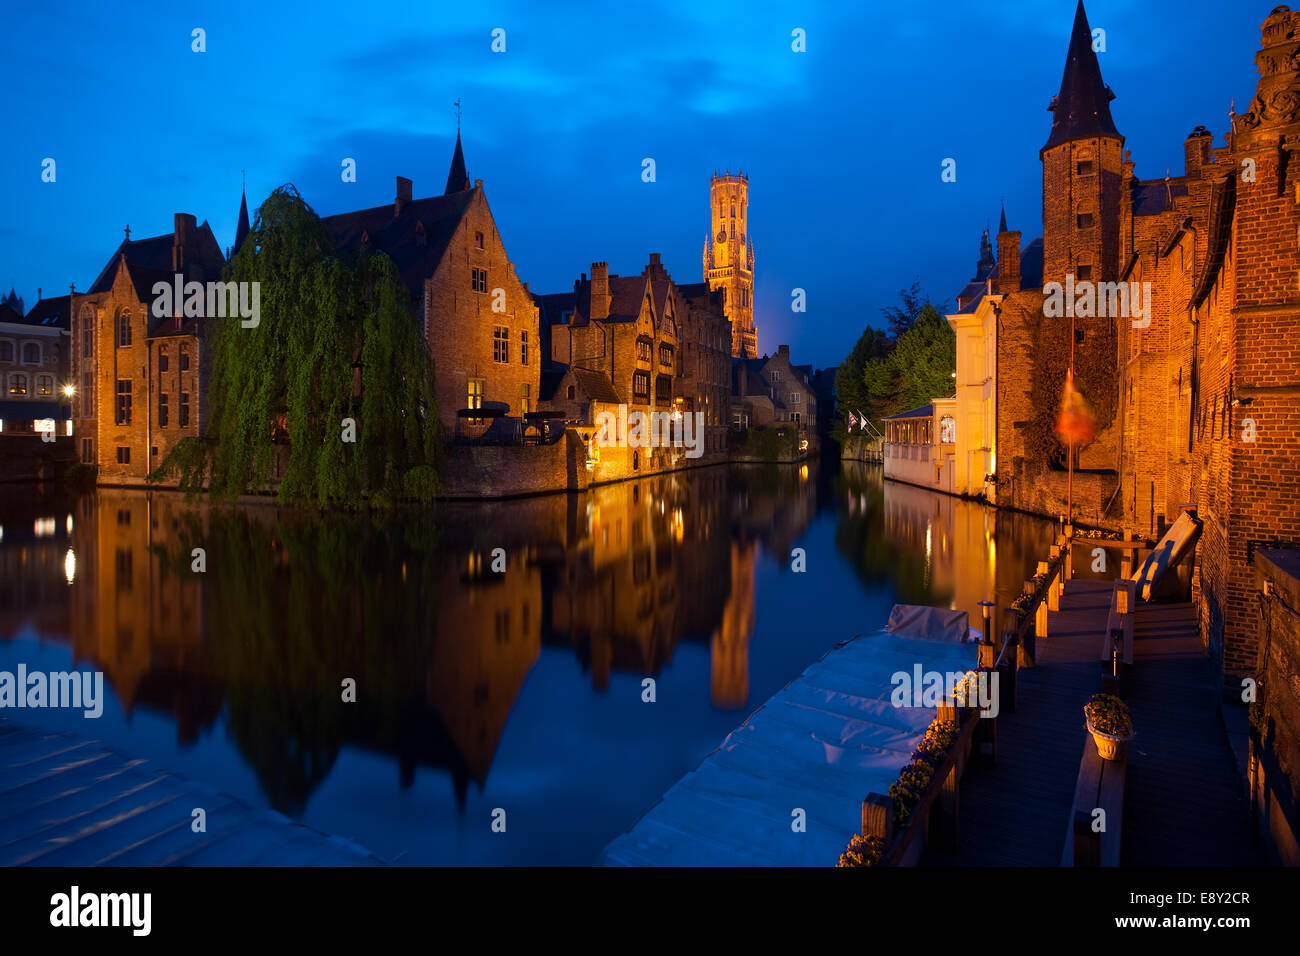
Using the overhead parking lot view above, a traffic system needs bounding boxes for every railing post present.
[1063,524,1075,581]
[862,792,893,844]
[975,666,998,766]
[1035,561,1050,639]
[1048,545,1062,611]
[1019,580,1036,668]
[1120,529,1135,579]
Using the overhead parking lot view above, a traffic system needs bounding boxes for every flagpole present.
[1068,308,1075,527]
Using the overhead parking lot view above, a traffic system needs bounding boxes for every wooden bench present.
[1062,735,1126,866]
[1099,580,1136,694]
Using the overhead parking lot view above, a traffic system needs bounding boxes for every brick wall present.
[424,188,540,430]
[1252,550,1300,864]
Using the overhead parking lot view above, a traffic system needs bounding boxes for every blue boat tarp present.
[600,618,979,866]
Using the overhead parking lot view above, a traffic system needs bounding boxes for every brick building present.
[730,345,817,443]
[953,2,1300,682]
[0,295,71,436]
[322,133,540,433]
[72,215,227,480]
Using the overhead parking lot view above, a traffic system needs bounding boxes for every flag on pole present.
[848,411,858,431]
[1056,369,1095,444]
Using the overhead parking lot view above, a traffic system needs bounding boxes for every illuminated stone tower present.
[1041,0,1124,284]
[704,170,756,358]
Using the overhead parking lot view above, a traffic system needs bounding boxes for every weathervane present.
[454,98,462,130]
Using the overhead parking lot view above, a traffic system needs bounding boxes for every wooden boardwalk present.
[0,722,385,866]
[926,579,1260,866]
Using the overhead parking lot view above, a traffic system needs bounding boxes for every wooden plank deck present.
[926,578,1260,866]
[0,722,386,866]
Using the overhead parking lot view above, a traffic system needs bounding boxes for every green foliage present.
[157,185,441,507]
[833,325,890,441]
[148,436,211,496]
[835,286,954,438]
[728,426,800,461]
[879,277,930,338]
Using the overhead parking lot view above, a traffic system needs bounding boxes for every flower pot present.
[1085,714,1135,761]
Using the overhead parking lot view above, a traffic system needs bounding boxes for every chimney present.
[996,229,1021,294]
[395,176,412,215]
[778,344,789,358]
[1184,126,1212,179]
[589,262,609,320]
[172,213,196,271]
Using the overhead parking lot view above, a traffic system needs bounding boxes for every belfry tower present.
[703,170,756,358]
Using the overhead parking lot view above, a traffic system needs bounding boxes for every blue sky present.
[0,0,1267,368]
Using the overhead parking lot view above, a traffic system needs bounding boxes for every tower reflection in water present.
[0,459,1055,861]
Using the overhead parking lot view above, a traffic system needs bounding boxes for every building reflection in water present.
[836,460,1056,636]
[0,460,1053,824]
[0,465,811,814]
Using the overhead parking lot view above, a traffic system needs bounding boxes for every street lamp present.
[62,384,76,397]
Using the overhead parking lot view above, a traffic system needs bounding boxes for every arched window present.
[0,340,13,362]
[22,342,41,364]
[940,415,956,444]
[730,205,735,218]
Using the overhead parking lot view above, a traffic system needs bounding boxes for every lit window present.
[37,375,53,396]
[115,379,132,425]
[467,378,484,410]
[8,373,28,395]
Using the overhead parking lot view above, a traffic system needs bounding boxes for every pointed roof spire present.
[234,175,250,255]
[998,201,1008,234]
[1043,1,1121,152]
[444,130,469,195]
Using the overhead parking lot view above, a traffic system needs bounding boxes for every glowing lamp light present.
[62,384,76,397]
[64,549,76,584]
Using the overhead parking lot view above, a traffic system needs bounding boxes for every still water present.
[0,459,1057,865]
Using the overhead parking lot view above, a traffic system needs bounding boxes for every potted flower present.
[837,833,886,867]
[1084,693,1135,761]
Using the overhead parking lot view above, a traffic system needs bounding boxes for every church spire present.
[998,201,1008,234]
[1043,1,1121,152]
[234,175,250,255]
[444,131,470,195]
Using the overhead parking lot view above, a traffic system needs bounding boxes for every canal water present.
[0,459,1062,865]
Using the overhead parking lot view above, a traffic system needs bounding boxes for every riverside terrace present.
[602,516,1263,866]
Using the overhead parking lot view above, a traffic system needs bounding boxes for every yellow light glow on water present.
[66,514,73,534]
[800,464,809,481]
[34,517,55,537]
[64,548,76,584]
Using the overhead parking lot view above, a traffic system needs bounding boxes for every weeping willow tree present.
[154,185,440,506]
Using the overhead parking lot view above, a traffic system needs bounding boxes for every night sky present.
[0,0,1269,369]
